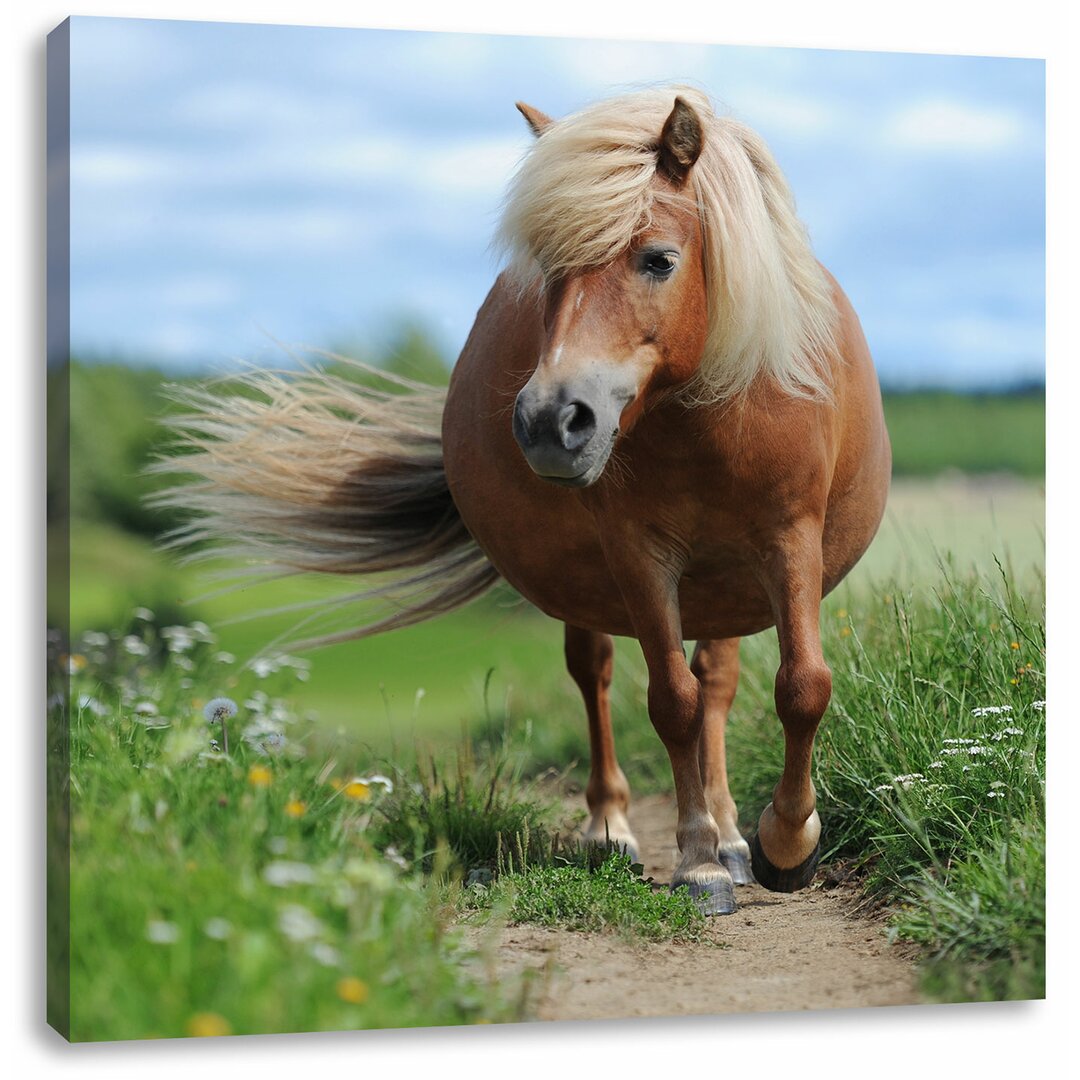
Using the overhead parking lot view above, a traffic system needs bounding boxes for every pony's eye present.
[640,251,677,279]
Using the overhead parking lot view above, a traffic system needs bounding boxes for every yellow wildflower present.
[840,627,852,638]
[1010,642,1020,650]
[186,1012,231,1037]
[336,977,369,1005]
[284,799,306,818]
[248,765,272,788]
[343,781,371,801]
[836,609,848,619]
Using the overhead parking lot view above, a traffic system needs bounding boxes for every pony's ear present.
[516,101,554,137]
[657,97,704,186]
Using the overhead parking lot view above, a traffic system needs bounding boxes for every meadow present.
[50,353,1046,1037]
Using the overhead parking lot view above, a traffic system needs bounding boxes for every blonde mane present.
[496,85,839,404]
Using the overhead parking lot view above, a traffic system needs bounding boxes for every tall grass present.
[471,563,1046,1001]
[56,620,530,1040]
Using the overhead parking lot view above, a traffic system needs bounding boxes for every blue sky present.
[64,15,1045,389]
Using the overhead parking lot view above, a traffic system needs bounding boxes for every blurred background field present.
[55,338,1045,756]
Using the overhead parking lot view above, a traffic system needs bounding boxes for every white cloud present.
[737,93,836,138]
[884,99,1025,153]
[70,145,177,186]
[158,273,240,309]
[554,39,715,95]
[174,81,363,132]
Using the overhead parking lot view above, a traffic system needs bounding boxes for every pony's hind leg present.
[691,638,754,885]
[564,624,639,863]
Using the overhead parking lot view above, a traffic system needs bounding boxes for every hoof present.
[673,877,737,916]
[749,833,821,893]
[719,847,755,886]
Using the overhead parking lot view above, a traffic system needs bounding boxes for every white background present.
[6,1,1075,1076]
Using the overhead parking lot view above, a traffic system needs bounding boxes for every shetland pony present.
[164,87,890,914]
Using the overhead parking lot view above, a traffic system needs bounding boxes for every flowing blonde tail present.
[151,357,499,648]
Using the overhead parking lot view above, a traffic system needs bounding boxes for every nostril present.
[512,396,534,449]
[557,401,597,452]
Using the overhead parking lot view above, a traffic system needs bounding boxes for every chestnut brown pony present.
[164,86,891,915]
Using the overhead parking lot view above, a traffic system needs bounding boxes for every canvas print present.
[46,16,1046,1041]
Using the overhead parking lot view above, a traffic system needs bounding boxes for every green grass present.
[725,566,1045,1003]
[882,390,1044,476]
[59,632,534,1041]
[462,855,708,943]
[480,562,1047,1002]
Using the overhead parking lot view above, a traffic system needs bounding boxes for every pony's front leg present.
[604,557,735,915]
[564,624,639,863]
[691,638,754,884]
[751,523,832,893]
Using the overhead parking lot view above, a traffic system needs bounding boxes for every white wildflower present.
[384,846,409,870]
[213,651,236,665]
[355,774,394,795]
[1032,700,1046,712]
[132,607,155,622]
[77,694,108,717]
[161,626,196,653]
[277,904,323,942]
[929,761,945,769]
[203,917,232,940]
[122,636,150,656]
[262,861,317,887]
[987,791,1005,799]
[309,942,341,967]
[134,701,158,717]
[967,745,989,755]
[146,920,180,944]
[943,738,977,745]
[81,631,110,648]
[991,727,1024,741]
[971,705,1012,718]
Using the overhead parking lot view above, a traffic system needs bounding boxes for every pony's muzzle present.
[512,387,609,486]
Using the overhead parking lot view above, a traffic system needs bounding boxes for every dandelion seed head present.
[203,697,238,725]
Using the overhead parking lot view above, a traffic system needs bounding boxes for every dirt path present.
[472,794,922,1021]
